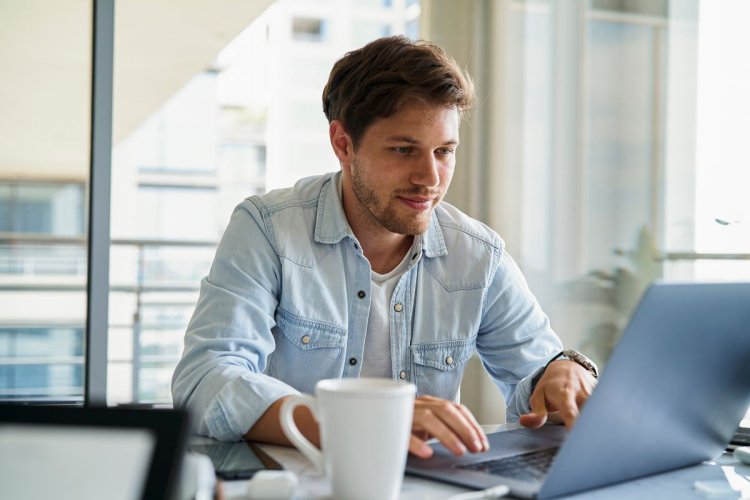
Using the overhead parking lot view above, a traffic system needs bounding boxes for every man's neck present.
[338,173,416,274]
[358,231,413,275]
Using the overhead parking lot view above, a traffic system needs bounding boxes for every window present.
[0,182,87,277]
[292,17,327,42]
[0,3,92,403]
[354,0,393,8]
[107,0,421,404]
[352,21,392,46]
[0,328,84,401]
[0,182,85,235]
[503,0,750,370]
[136,185,219,241]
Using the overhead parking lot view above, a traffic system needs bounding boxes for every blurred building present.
[0,0,420,404]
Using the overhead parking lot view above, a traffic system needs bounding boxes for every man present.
[172,36,597,459]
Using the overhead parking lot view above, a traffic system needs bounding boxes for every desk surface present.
[216,425,750,499]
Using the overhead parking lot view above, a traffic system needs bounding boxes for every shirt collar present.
[314,171,448,259]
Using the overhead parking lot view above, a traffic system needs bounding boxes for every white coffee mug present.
[280,377,416,500]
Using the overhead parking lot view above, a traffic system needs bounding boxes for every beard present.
[350,158,437,235]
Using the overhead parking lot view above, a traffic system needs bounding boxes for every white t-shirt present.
[361,249,412,378]
[337,176,415,378]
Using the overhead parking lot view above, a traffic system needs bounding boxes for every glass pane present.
[0,328,84,400]
[292,17,328,42]
[506,0,750,371]
[352,21,392,46]
[109,0,420,404]
[0,1,92,402]
[692,2,750,258]
[591,0,668,17]
[586,21,656,274]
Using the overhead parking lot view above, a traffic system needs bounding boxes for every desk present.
[215,426,750,499]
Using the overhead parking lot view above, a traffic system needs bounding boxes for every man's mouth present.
[397,196,435,211]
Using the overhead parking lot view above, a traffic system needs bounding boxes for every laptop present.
[0,405,189,500]
[406,282,750,498]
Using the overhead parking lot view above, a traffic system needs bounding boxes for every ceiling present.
[0,0,275,179]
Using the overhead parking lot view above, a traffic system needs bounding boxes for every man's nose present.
[410,154,440,187]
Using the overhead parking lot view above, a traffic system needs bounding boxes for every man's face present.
[342,99,459,236]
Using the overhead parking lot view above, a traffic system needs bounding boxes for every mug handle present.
[280,394,324,473]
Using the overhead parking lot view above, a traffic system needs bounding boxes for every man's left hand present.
[519,360,597,429]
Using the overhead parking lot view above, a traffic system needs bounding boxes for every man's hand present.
[409,395,489,459]
[519,360,597,430]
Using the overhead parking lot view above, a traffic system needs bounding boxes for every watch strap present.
[531,349,598,391]
[559,349,598,378]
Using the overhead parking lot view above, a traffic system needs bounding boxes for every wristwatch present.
[531,349,598,390]
[555,349,598,378]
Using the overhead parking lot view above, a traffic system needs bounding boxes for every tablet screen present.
[187,440,282,480]
[0,425,155,500]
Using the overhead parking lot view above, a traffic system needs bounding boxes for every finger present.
[414,398,485,453]
[413,430,432,442]
[409,434,433,459]
[523,387,549,427]
[413,408,468,456]
[584,374,597,394]
[575,384,594,408]
[519,412,547,428]
[552,389,580,429]
[430,401,484,453]
[415,395,441,404]
[529,386,548,415]
[557,399,580,429]
[454,403,489,451]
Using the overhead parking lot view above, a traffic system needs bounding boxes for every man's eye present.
[393,147,413,154]
[436,148,455,156]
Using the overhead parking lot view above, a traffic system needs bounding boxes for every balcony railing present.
[0,233,217,403]
[3,232,749,403]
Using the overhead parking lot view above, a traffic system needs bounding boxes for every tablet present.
[188,440,283,480]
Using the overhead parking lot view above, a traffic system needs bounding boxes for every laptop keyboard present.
[456,447,559,482]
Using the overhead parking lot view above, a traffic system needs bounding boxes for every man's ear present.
[329,120,354,165]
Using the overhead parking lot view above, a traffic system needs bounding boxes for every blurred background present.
[1,0,748,424]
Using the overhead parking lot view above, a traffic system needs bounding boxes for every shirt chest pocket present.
[266,309,347,394]
[410,338,475,401]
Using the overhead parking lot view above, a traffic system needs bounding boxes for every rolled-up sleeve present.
[171,200,299,440]
[476,250,563,422]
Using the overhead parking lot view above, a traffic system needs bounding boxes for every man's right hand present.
[409,395,489,459]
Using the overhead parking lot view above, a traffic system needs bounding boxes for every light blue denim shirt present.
[172,172,562,440]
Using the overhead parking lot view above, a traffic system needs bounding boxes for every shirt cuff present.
[507,365,546,422]
[202,373,301,441]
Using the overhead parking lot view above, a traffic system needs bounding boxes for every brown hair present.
[322,35,475,147]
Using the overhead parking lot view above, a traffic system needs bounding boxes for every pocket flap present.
[411,338,475,371]
[276,309,346,350]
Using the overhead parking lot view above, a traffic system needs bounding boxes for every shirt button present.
[301,335,310,344]
[357,290,366,299]
[411,253,418,260]
[349,357,358,366]
[394,303,403,312]
[399,370,407,380]
[445,356,454,366]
